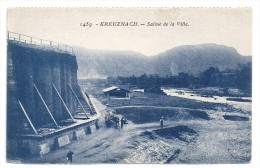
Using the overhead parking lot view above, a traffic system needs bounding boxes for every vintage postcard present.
[6,8,252,164]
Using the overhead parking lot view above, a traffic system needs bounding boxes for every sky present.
[7,8,252,56]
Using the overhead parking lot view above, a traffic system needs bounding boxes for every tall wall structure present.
[7,35,99,158]
[7,40,79,136]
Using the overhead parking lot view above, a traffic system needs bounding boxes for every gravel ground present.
[22,96,251,164]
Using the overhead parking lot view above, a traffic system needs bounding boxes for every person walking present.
[160,116,164,129]
[67,150,74,164]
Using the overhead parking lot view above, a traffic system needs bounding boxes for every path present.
[25,97,155,164]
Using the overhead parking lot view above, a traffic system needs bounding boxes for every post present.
[30,37,32,44]
[68,83,89,118]
[50,41,52,47]
[41,39,42,45]
[52,84,76,122]
[18,101,38,135]
[76,85,96,114]
[18,34,21,42]
[33,83,59,127]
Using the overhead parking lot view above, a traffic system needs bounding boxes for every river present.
[162,88,251,112]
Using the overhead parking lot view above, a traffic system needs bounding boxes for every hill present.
[74,44,251,79]
[74,47,155,79]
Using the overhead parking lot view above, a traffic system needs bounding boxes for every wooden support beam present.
[18,101,38,135]
[33,83,59,128]
[76,85,96,114]
[52,84,76,122]
[68,83,89,118]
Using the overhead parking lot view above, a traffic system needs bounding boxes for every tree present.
[177,72,191,87]
[235,63,252,94]
[199,67,222,86]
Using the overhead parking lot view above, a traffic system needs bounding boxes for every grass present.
[153,126,198,142]
[226,97,252,102]
[103,92,239,112]
[223,115,249,121]
[115,107,209,124]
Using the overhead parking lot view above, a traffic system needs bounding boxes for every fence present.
[7,31,74,55]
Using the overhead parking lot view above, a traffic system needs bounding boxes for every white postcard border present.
[0,1,259,168]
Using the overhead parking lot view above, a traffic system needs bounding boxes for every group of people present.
[115,116,127,129]
[105,115,127,129]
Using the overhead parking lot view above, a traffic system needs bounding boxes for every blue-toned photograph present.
[6,8,252,164]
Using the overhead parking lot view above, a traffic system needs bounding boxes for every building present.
[131,89,145,98]
[103,86,130,99]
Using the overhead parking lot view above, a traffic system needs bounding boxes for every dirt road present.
[25,97,158,164]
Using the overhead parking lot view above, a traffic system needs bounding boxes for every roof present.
[103,86,119,92]
[102,86,130,93]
